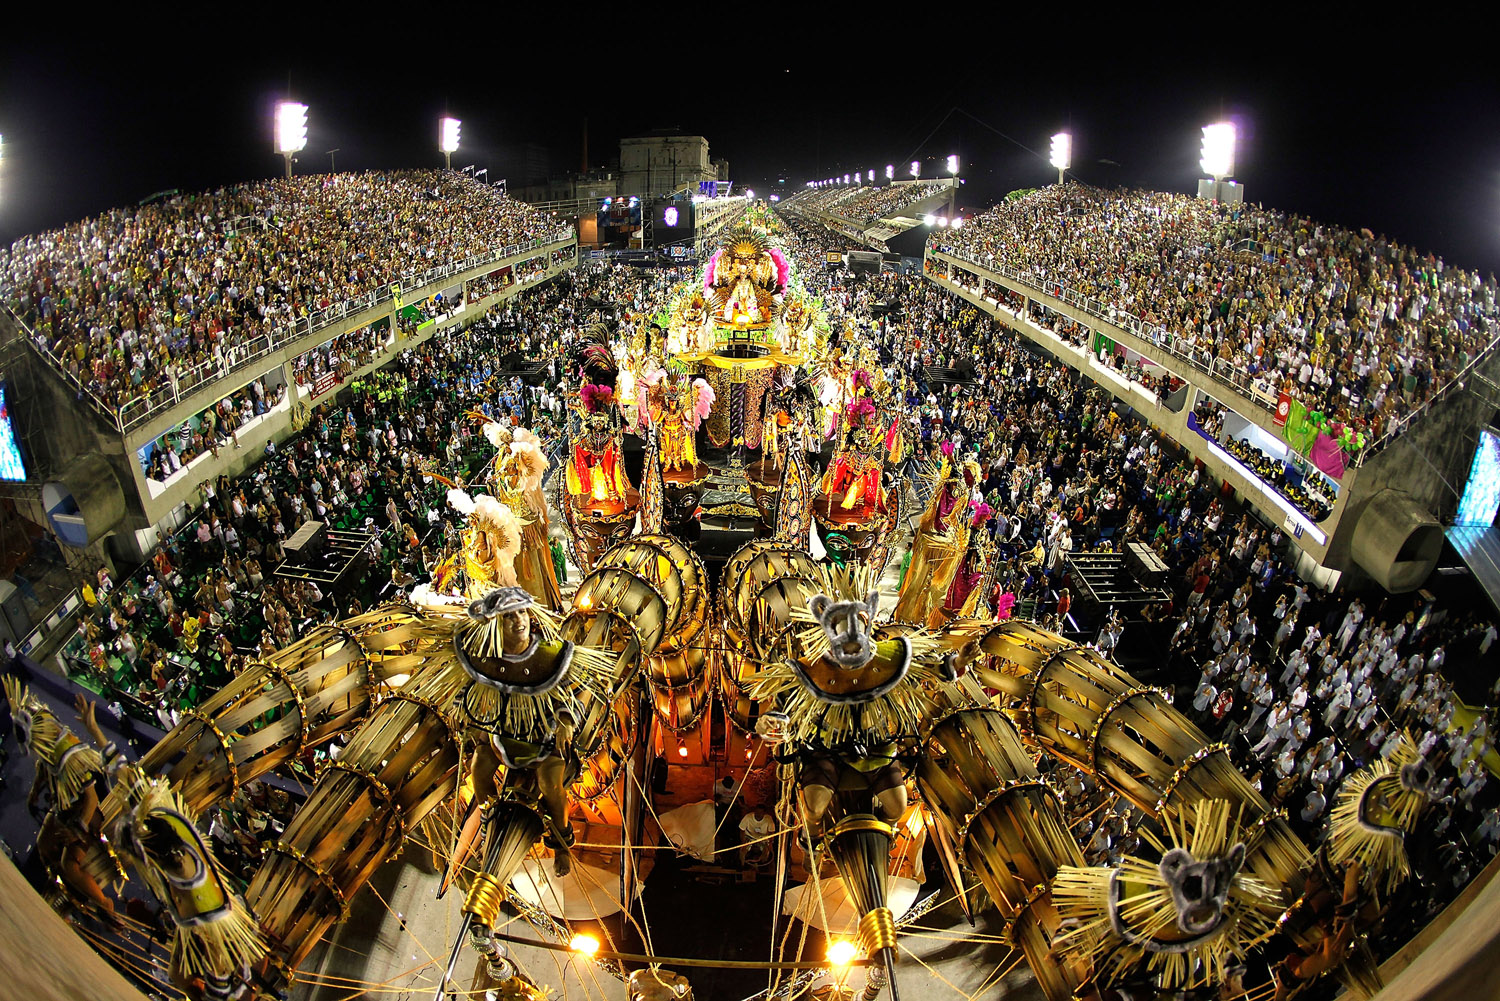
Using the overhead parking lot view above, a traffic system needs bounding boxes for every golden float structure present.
[3,220,1467,1001]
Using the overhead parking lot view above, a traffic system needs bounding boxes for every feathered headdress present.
[573,342,617,384]
[470,495,522,587]
[691,378,715,425]
[970,501,994,526]
[768,247,791,291]
[845,398,877,426]
[580,383,616,414]
[507,437,548,493]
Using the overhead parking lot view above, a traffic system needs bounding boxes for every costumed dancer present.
[451,586,618,879]
[565,384,631,509]
[928,502,995,629]
[75,697,266,1001]
[893,453,978,625]
[2,676,118,922]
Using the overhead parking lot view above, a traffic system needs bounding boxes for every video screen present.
[0,384,27,481]
[1456,428,1500,526]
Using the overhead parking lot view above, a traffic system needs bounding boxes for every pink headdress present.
[703,250,723,291]
[691,378,715,425]
[844,398,876,425]
[768,247,791,291]
[580,383,615,413]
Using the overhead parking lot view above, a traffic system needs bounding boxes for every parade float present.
[3,215,1437,1001]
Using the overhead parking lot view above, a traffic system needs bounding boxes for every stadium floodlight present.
[936,216,948,227]
[910,160,920,178]
[950,216,963,229]
[1201,121,1236,181]
[946,154,959,175]
[844,173,851,184]
[1050,132,1072,184]
[439,117,461,169]
[867,169,874,182]
[885,164,894,180]
[746,189,754,199]
[922,214,936,226]
[274,102,308,178]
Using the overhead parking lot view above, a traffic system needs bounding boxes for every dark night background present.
[3,17,1499,273]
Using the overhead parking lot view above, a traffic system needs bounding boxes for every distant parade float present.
[5,216,1436,1001]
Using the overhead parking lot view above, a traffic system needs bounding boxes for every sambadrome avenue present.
[0,29,1497,1001]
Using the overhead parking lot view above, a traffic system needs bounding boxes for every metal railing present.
[8,229,575,436]
[929,243,1500,464]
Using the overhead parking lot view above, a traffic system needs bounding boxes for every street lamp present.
[439,117,461,170]
[1200,121,1235,201]
[1050,132,1071,186]
[274,101,308,179]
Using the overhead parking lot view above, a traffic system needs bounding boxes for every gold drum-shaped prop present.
[917,707,1090,1001]
[962,619,1309,895]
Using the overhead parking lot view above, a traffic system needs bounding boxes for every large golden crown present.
[722,226,769,260]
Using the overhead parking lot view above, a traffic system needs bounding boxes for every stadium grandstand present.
[0,69,1498,1001]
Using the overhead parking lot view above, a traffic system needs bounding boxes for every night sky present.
[3,19,1499,274]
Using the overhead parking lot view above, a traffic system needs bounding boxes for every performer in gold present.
[706,226,785,327]
[454,587,614,877]
[644,376,715,473]
[893,457,978,625]
[484,421,564,609]
[928,502,995,629]
[2,677,117,922]
[75,697,266,1001]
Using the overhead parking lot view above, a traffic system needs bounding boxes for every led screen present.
[1456,428,1500,527]
[0,385,26,481]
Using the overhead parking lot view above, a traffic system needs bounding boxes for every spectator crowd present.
[931,184,1500,446]
[2,170,566,415]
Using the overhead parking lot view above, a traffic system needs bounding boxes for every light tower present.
[885,164,894,180]
[274,102,308,179]
[439,117,461,171]
[1199,121,1236,202]
[946,154,959,176]
[1050,132,1072,186]
[910,160,920,178]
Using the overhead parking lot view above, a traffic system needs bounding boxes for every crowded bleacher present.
[930,185,1500,445]
[786,180,951,226]
[0,170,567,420]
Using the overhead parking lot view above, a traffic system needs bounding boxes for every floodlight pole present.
[283,153,293,180]
[444,151,452,171]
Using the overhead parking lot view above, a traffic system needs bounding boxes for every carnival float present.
[2,218,1441,1001]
